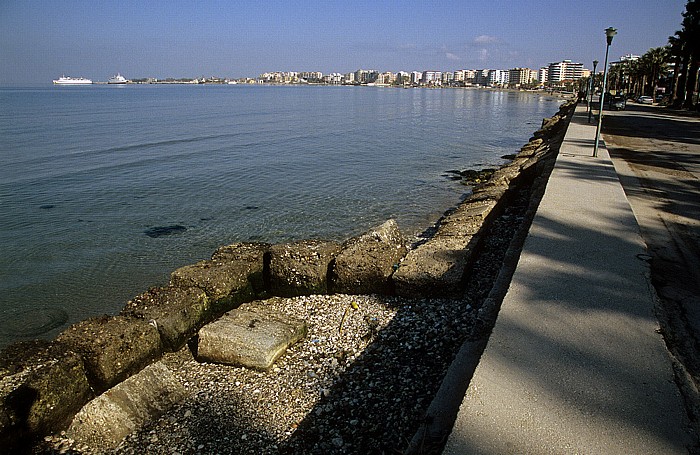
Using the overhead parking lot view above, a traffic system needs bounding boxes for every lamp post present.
[587,60,598,123]
[593,27,617,157]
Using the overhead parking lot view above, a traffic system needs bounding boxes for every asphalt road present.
[602,102,700,415]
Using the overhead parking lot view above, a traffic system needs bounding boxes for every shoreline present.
[3,100,580,453]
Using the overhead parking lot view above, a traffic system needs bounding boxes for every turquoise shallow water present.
[0,84,561,347]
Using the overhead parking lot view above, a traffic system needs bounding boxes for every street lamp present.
[587,59,599,123]
[593,27,617,157]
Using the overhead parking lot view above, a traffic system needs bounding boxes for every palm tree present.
[670,0,700,109]
[644,46,670,97]
[668,34,686,105]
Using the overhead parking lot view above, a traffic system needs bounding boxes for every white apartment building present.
[539,67,549,84]
[508,68,537,87]
[411,71,422,85]
[323,73,343,84]
[354,69,379,84]
[299,71,323,81]
[377,72,396,85]
[421,70,442,85]
[547,60,584,83]
[488,69,509,86]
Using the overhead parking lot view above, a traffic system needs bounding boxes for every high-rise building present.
[354,69,379,84]
[508,68,537,87]
[421,70,442,85]
[547,60,584,83]
[488,69,509,86]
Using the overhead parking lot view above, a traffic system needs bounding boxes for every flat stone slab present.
[67,362,186,451]
[196,308,307,370]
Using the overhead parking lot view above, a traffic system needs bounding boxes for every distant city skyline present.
[0,0,689,85]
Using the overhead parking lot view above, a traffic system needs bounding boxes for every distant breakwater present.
[0,99,577,451]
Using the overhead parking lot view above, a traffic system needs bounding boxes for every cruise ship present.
[53,76,93,85]
[108,73,128,84]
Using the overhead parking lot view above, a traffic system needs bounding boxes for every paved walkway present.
[443,105,694,454]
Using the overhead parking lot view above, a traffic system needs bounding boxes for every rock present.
[393,235,482,298]
[144,225,187,238]
[121,286,210,352]
[331,220,408,295]
[196,307,307,370]
[67,362,186,451]
[517,138,545,157]
[0,341,92,450]
[56,315,162,392]
[170,256,256,316]
[267,240,341,297]
[393,200,497,298]
[438,201,497,238]
[211,242,269,296]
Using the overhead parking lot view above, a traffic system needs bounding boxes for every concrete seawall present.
[0,99,577,451]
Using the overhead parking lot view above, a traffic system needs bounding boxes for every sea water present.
[0,84,561,347]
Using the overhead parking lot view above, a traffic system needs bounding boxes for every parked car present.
[637,96,653,104]
[610,95,626,110]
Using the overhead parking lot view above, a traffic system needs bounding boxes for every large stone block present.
[67,361,186,451]
[56,315,162,392]
[437,202,497,238]
[0,340,92,449]
[331,219,408,295]
[267,239,341,296]
[393,235,482,298]
[170,257,256,315]
[196,308,307,370]
[211,242,269,295]
[121,286,210,352]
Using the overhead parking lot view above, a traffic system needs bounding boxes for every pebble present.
[37,194,531,454]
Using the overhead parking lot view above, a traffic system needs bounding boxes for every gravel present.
[37,184,535,455]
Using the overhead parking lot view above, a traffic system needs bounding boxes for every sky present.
[0,0,689,85]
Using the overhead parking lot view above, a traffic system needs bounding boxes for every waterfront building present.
[442,71,454,85]
[410,71,422,85]
[396,71,411,85]
[475,69,491,86]
[547,60,584,83]
[421,70,442,85]
[377,71,396,85]
[344,72,356,84]
[488,69,509,86]
[354,69,379,84]
[463,70,477,84]
[508,68,537,87]
[323,73,344,84]
[299,71,323,82]
[539,67,549,84]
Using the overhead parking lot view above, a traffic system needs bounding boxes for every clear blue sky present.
[0,0,688,84]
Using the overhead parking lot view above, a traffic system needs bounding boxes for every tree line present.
[605,0,698,110]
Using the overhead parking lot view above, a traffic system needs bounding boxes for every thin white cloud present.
[474,35,498,45]
[446,52,461,61]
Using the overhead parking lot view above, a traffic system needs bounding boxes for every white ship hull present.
[108,73,128,84]
[53,76,93,85]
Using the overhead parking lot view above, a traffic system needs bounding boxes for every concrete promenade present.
[443,105,694,454]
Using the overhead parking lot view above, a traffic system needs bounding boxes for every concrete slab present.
[196,308,307,370]
[444,105,694,454]
[67,362,186,450]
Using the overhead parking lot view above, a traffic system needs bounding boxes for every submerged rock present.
[144,225,187,238]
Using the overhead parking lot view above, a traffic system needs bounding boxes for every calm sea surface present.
[0,84,561,347]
